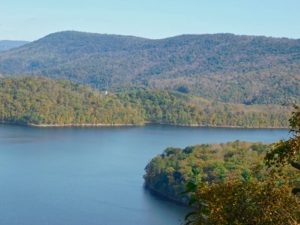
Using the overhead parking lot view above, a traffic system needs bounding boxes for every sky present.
[1,0,300,41]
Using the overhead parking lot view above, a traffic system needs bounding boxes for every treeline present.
[143,141,297,205]
[0,77,292,127]
[118,89,292,128]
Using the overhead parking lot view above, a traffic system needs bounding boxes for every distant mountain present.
[0,40,29,52]
[0,31,299,104]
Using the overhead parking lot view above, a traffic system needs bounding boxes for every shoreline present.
[28,123,140,128]
[0,121,288,129]
[144,184,190,207]
[146,122,288,129]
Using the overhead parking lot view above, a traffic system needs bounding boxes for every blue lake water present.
[0,125,289,225]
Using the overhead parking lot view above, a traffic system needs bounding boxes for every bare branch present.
[290,161,300,170]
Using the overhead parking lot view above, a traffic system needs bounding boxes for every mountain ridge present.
[0,31,299,104]
[38,30,300,41]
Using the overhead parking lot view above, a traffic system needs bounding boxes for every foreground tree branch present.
[291,161,300,170]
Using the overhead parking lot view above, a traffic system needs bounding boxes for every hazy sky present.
[1,0,300,40]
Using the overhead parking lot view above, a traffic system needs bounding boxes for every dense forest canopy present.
[0,77,144,125]
[0,77,292,127]
[181,107,300,225]
[0,31,299,104]
[144,141,298,205]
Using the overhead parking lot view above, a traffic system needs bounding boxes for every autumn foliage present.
[185,178,299,225]
[184,106,300,225]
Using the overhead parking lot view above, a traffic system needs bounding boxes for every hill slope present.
[144,141,297,205]
[0,31,299,104]
[0,77,292,128]
[0,40,29,52]
[144,142,269,204]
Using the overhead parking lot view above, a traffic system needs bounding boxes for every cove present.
[0,125,288,225]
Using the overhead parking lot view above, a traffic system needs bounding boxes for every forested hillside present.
[144,141,297,205]
[0,77,292,127]
[119,90,292,128]
[0,77,144,125]
[0,31,299,104]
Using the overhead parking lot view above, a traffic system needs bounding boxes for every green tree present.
[265,106,300,194]
[183,106,300,225]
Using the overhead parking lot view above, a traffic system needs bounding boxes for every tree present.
[184,106,300,225]
[265,106,300,194]
[185,178,299,225]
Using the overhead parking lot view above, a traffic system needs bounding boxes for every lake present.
[0,125,289,225]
